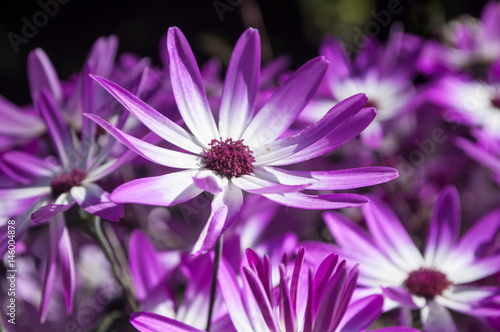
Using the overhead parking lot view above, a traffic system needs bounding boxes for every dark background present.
[0,0,490,107]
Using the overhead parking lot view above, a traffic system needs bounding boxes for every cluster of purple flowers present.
[1,2,500,332]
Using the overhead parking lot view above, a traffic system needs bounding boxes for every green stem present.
[88,215,139,312]
[206,235,223,332]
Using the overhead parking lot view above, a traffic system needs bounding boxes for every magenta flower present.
[300,24,423,148]
[427,75,500,140]
[0,84,131,322]
[418,1,500,77]
[127,230,233,330]
[130,247,418,332]
[86,27,398,256]
[308,187,500,331]
[0,41,149,320]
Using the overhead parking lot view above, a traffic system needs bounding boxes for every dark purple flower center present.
[404,267,451,299]
[491,95,500,109]
[365,99,378,109]
[203,138,255,178]
[51,169,86,201]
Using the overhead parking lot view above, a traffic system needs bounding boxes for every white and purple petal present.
[167,27,219,144]
[218,28,260,139]
[110,170,203,206]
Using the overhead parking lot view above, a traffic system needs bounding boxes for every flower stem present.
[88,215,139,312]
[206,235,223,331]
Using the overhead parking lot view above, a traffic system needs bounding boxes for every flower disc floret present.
[203,138,255,178]
[404,267,451,299]
[50,169,86,200]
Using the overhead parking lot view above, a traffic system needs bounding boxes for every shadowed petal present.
[36,89,75,168]
[455,208,500,262]
[320,36,350,92]
[128,230,166,301]
[219,28,260,139]
[0,198,47,256]
[130,312,204,332]
[337,295,384,332]
[191,184,243,257]
[85,113,201,169]
[32,196,75,224]
[2,151,59,178]
[28,48,63,105]
[456,137,500,175]
[84,131,162,183]
[0,187,50,200]
[382,287,419,309]
[167,27,219,144]
[40,214,65,323]
[79,64,97,168]
[192,170,228,194]
[424,186,461,267]
[58,222,75,315]
[263,192,369,210]
[91,75,203,153]
[241,57,328,150]
[110,170,203,206]
[0,95,44,136]
[70,184,124,221]
[421,301,458,332]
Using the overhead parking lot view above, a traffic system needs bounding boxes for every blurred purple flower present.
[418,1,500,77]
[300,24,423,148]
[86,26,399,257]
[456,129,500,183]
[0,37,155,321]
[308,186,500,332]
[427,75,500,140]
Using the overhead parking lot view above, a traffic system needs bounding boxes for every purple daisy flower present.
[129,247,418,332]
[86,27,398,257]
[308,186,500,331]
[427,75,500,140]
[418,1,500,77]
[299,24,423,148]
[0,61,147,320]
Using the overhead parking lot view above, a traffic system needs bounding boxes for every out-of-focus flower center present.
[51,169,86,200]
[364,99,379,109]
[491,95,500,109]
[203,138,255,178]
[404,267,451,299]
